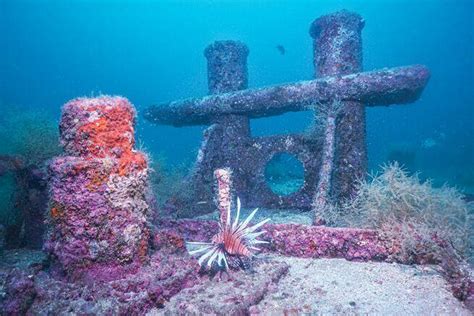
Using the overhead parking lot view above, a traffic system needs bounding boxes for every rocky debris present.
[250,256,471,315]
[0,250,200,315]
[157,219,394,262]
[154,258,289,315]
[0,250,48,314]
[0,249,471,314]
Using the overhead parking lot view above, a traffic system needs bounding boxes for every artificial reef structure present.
[1,10,472,315]
[145,10,430,218]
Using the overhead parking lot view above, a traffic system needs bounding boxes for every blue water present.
[1,0,473,192]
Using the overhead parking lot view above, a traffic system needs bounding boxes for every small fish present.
[276,45,285,55]
[196,201,208,205]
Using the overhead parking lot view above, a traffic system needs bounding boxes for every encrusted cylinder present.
[176,41,251,217]
[310,10,367,200]
[204,40,249,94]
[60,96,135,158]
[46,96,150,278]
[204,41,250,160]
[214,168,232,223]
[204,40,251,139]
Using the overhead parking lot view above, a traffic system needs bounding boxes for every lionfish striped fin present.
[186,196,270,274]
[246,218,270,233]
[188,245,213,255]
[236,207,259,233]
[207,249,221,267]
[232,197,241,230]
[198,247,218,266]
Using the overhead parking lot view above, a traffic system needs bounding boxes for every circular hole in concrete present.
[264,152,304,196]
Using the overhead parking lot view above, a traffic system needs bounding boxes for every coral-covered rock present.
[27,253,199,314]
[2,269,37,314]
[264,223,390,261]
[152,228,187,254]
[1,250,200,315]
[157,259,289,315]
[46,96,152,279]
[0,250,48,315]
[157,219,391,262]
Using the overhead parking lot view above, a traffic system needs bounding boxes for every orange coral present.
[118,151,147,176]
[50,203,65,220]
[86,171,109,191]
[77,104,134,158]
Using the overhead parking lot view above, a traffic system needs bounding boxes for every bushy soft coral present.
[340,163,472,262]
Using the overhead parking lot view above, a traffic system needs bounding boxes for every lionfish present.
[186,198,270,275]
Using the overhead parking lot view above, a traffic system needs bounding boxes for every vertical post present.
[310,10,367,200]
[214,168,232,224]
[47,96,151,279]
[176,41,250,217]
[205,40,249,94]
[204,41,251,142]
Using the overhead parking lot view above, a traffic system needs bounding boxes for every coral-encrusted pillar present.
[310,10,367,200]
[174,41,250,217]
[204,40,251,203]
[214,168,232,223]
[46,96,150,278]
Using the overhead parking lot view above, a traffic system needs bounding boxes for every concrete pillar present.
[205,40,249,94]
[46,96,151,280]
[204,41,251,141]
[310,10,367,200]
[176,41,251,217]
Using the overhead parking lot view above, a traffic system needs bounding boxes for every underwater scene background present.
[1,1,474,314]
[1,0,473,216]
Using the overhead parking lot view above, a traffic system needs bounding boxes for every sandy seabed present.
[152,255,470,315]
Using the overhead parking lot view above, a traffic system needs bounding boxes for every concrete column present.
[310,10,367,200]
[174,41,251,217]
[46,96,151,280]
[204,41,251,139]
[205,40,249,94]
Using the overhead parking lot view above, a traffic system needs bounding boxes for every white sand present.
[252,256,470,315]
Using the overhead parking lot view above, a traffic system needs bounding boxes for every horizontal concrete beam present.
[145,65,430,127]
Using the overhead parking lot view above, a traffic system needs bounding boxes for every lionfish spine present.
[186,196,269,274]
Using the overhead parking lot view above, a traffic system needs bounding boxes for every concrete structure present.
[145,10,430,216]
